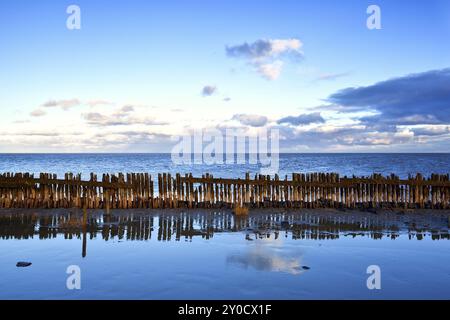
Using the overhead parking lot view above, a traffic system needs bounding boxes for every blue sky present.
[0,0,449,152]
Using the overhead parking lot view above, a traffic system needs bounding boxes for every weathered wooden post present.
[104,174,110,215]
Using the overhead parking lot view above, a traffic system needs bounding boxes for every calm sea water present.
[1,154,449,299]
[0,209,449,300]
[0,153,449,179]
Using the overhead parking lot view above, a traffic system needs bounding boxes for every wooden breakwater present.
[0,172,449,210]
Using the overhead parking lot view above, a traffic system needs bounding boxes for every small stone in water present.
[16,262,32,267]
[301,266,310,270]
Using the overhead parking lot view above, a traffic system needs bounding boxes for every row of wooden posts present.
[0,172,449,210]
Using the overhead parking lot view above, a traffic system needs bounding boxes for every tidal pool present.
[0,209,449,299]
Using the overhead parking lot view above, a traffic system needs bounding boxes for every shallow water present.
[0,209,449,299]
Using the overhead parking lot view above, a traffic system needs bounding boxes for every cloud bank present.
[327,68,450,126]
[278,112,325,126]
[9,68,450,152]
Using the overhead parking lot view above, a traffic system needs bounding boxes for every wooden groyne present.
[0,172,449,210]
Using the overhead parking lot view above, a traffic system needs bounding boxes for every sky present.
[0,0,449,153]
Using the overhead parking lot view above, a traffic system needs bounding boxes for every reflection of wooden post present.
[83,207,87,225]
[82,186,88,258]
[82,225,87,258]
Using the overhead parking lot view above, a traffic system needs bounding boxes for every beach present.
[1,207,449,299]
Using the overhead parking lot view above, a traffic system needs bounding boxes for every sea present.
[0,153,449,178]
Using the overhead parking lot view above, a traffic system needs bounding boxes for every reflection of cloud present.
[226,240,305,275]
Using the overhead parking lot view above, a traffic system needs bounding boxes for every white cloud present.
[30,109,46,117]
[226,38,303,80]
[257,61,284,80]
[270,39,303,56]
[83,105,168,127]
[232,114,268,127]
[86,100,114,107]
[42,98,81,110]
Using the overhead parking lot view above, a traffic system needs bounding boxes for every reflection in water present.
[0,210,449,258]
[227,242,305,275]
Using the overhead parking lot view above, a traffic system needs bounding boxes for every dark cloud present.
[327,68,450,125]
[202,85,217,96]
[277,112,325,126]
[226,40,273,59]
[232,114,268,127]
[226,38,303,80]
[226,39,303,60]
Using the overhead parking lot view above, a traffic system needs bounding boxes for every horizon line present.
[0,152,449,155]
